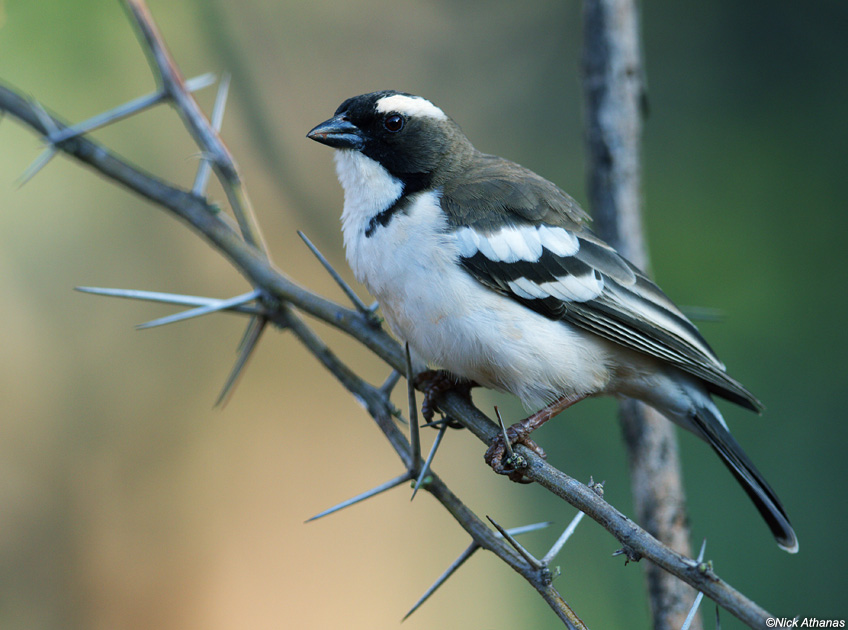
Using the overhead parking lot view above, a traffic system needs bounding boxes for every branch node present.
[611,545,642,565]
[588,476,605,498]
[697,560,716,579]
[681,539,710,630]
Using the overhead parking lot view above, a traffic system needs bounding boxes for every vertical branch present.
[582,2,702,629]
[123,0,268,255]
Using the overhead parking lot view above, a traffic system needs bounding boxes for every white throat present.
[334,149,403,233]
[333,149,405,285]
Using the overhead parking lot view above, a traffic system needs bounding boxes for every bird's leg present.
[485,393,587,483]
[414,369,477,428]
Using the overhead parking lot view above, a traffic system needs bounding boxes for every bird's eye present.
[383,114,404,133]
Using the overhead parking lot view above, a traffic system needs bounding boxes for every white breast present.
[334,150,614,409]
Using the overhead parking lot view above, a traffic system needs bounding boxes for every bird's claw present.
[414,370,474,427]
[484,424,547,484]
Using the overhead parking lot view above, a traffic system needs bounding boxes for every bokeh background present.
[1,1,845,628]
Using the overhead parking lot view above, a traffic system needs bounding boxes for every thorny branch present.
[0,1,778,627]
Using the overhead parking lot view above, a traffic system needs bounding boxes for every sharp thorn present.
[20,100,61,185]
[411,422,447,500]
[55,91,165,143]
[192,158,213,197]
[401,520,551,622]
[185,72,218,92]
[419,418,449,429]
[681,590,705,630]
[75,286,261,314]
[542,511,586,566]
[402,543,479,622]
[214,316,267,407]
[31,99,61,139]
[50,73,216,146]
[136,289,262,329]
[487,515,543,570]
[405,343,421,473]
[677,538,709,630]
[379,369,402,396]
[76,285,205,303]
[210,73,231,132]
[236,314,266,352]
[501,521,554,538]
[18,147,57,188]
[696,538,707,563]
[493,406,516,462]
[297,231,376,319]
[305,472,413,523]
[192,75,231,196]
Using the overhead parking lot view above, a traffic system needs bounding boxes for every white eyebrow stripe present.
[375,94,448,120]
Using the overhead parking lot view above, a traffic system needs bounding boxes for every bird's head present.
[307,90,472,189]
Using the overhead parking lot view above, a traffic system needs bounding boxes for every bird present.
[306,90,797,553]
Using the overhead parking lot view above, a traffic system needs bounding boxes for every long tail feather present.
[692,406,798,553]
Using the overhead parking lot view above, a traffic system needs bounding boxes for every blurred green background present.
[1,1,845,628]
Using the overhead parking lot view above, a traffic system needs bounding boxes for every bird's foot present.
[413,370,476,428]
[484,393,588,483]
[484,421,547,484]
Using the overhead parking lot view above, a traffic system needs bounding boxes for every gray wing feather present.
[445,154,762,412]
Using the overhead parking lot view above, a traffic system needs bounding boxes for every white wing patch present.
[455,224,603,303]
[497,226,542,261]
[455,227,481,258]
[503,275,603,303]
[454,225,577,263]
[538,225,579,257]
[375,94,448,120]
[507,277,543,300]
[541,275,603,302]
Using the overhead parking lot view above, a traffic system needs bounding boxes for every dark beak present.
[306,114,365,150]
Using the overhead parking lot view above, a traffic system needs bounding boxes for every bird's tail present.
[691,404,798,553]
